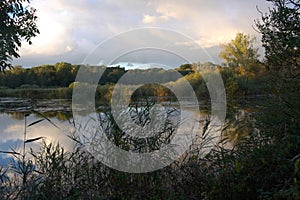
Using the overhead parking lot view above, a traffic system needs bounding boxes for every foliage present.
[0,91,297,199]
[255,0,300,71]
[99,66,126,84]
[0,88,72,99]
[219,33,261,78]
[218,32,267,97]
[176,63,195,76]
[0,63,80,88]
[0,1,299,196]
[0,64,187,89]
[0,0,39,71]
[250,0,300,198]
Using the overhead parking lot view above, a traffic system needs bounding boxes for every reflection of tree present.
[9,112,25,120]
[96,99,180,153]
[1,111,73,122]
[222,108,257,145]
[35,111,72,122]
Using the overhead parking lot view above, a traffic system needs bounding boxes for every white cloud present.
[144,0,272,48]
[2,117,74,150]
[142,14,169,24]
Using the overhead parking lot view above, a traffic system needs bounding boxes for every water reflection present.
[0,111,75,164]
[0,98,224,167]
[0,98,76,165]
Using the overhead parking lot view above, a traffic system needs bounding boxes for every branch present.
[288,0,300,7]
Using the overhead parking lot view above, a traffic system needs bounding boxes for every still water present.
[0,97,218,166]
[0,98,76,165]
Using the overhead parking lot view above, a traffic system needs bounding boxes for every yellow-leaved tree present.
[219,33,262,79]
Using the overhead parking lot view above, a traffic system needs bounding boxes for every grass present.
[0,80,299,199]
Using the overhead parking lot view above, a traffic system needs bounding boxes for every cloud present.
[142,14,169,24]
[1,114,74,151]
[144,0,272,47]
[13,0,272,67]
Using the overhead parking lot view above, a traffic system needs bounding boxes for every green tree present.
[255,0,300,72]
[251,1,300,197]
[219,33,260,77]
[176,64,194,76]
[55,62,74,87]
[0,0,39,71]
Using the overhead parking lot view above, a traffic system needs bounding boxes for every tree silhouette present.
[0,0,39,71]
[255,0,300,72]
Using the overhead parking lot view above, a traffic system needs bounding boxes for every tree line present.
[0,62,201,89]
[0,0,299,199]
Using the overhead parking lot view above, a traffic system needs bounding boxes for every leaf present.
[27,119,45,127]
[25,137,44,144]
[32,110,60,129]
[67,135,83,145]
[0,150,21,155]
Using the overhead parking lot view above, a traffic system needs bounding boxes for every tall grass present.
[0,92,299,199]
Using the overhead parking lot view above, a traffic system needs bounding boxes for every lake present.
[0,98,77,165]
[0,97,228,167]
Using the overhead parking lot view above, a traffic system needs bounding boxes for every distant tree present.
[177,64,193,71]
[99,66,126,85]
[255,0,300,72]
[106,67,126,83]
[219,33,260,75]
[176,64,194,76]
[220,33,259,67]
[0,0,39,71]
[55,62,74,86]
[34,65,56,87]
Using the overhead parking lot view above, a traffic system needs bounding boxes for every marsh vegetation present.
[0,0,299,199]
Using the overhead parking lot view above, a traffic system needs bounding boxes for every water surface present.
[0,97,216,166]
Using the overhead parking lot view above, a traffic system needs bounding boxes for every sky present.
[12,0,273,68]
